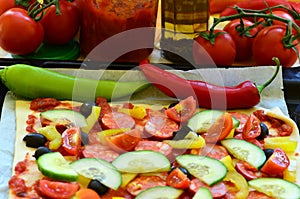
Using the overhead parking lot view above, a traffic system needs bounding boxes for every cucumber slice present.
[221,138,266,169]
[112,150,171,173]
[40,109,87,127]
[176,154,227,186]
[71,158,121,190]
[37,152,78,182]
[193,187,213,199]
[135,186,183,199]
[248,178,300,199]
[187,110,224,133]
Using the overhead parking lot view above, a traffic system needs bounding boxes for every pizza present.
[7,95,300,199]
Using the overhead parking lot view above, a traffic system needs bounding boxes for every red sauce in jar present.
[79,0,158,62]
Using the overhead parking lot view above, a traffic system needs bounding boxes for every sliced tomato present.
[235,161,263,181]
[228,112,249,133]
[126,175,166,196]
[106,129,142,153]
[166,167,191,189]
[242,114,261,139]
[39,179,79,199]
[189,179,227,198]
[165,96,197,123]
[62,127,81,156]
[260,148,290,175]
[205,112,233,143]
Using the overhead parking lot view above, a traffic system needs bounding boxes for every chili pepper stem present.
[256,57,281,94]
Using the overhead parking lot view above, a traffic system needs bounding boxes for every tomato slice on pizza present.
[8,96,300,199]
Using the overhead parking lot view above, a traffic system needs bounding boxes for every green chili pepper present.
[0,64,149,101]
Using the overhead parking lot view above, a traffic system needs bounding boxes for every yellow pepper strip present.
[121,173,138,188]
[223,171,249,199]
[38,125,62,150]
[118,106,147,120]
[81,106,101,134]
[283,156,298,183]
[220,155,236,172]
[163,131,206,149]
[97,128,131,145]
[226,128,235,139]
[263,136,297,153]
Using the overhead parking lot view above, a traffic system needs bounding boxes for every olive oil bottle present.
[160,0,209,64]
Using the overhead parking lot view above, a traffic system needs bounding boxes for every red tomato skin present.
[0,0,15,16]
[205,112,233,143]
[106,129,142,153]
[165,96,197,123]
[39,180,79,199]
[40,0,80,45]
[0,8,44,55]
[193,30,236,66]
[62,127,81,156]
[242,114,261,140]
[260,148,290,175]
[252,25,298,68]
[166,168,191,189]
[223,19,258,61]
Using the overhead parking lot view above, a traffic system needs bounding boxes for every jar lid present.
[12,39,80,60]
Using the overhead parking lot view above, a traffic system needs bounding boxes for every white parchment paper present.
[0,66,288,198]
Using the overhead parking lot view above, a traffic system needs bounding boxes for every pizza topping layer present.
[9,96,300,199]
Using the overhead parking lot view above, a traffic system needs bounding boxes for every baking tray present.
[0,58,299,128]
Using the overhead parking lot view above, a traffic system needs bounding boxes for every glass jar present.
[79,0,159,62]
[160,0,209,64]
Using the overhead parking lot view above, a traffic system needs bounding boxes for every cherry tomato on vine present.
[0,8,44,55]
[223,19,259,61]
[40,0,80,45]
[193,30,236,66]
[252,25,298,68]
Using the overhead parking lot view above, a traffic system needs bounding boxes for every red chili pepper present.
[139,60,280,110]
[220,0,295,17]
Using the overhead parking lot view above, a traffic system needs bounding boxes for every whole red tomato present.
[193,30,236,66]
[40,0,80,45]
[0,0,35,16]
[252,25,298,68]
[223,19,259,61]
[257,11,297,35]
[0,0,15,16]
[0,8,44,55]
